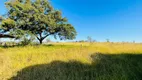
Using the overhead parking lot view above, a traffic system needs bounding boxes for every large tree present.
[0,0,77,44]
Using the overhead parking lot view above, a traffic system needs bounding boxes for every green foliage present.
[20,36,34,46]
[0,18,15,32]
[19,32,35,45]
[1,0,77,44]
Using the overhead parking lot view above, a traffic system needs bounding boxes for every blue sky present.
[0,0,142,42]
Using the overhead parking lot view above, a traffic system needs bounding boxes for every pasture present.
[0,42,142,80]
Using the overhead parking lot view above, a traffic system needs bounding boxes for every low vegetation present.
[0,42,142,80]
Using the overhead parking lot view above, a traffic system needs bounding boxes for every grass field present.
[0,42,142,80]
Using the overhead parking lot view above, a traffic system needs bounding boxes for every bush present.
[20,36,35,46]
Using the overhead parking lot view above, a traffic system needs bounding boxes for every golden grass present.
[0,42,142,80]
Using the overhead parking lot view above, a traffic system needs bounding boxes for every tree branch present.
[42,34,50,40]
[0,34,15,38]
[36,36,40,40]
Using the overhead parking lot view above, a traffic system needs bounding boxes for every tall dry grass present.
[0,42,142,80]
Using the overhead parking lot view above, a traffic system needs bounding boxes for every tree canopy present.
[0,0,77,44]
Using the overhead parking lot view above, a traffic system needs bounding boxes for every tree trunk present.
[39,39,43,44]
[37,33,49,44]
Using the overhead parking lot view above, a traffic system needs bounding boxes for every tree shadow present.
[9,53,142,80]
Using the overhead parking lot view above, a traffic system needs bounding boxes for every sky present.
[0,0,142,42]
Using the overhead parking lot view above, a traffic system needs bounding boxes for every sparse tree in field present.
[106,39,110,42]
[87,36,93,43]
[93,40,97,42]
[0,0,77,44]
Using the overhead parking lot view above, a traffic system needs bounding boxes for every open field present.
[0,42,142,80]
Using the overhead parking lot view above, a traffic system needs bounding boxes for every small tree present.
[1,0,77,44]
[87,36,93,43]
[106,39,110,42]
[20,34,35,46]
